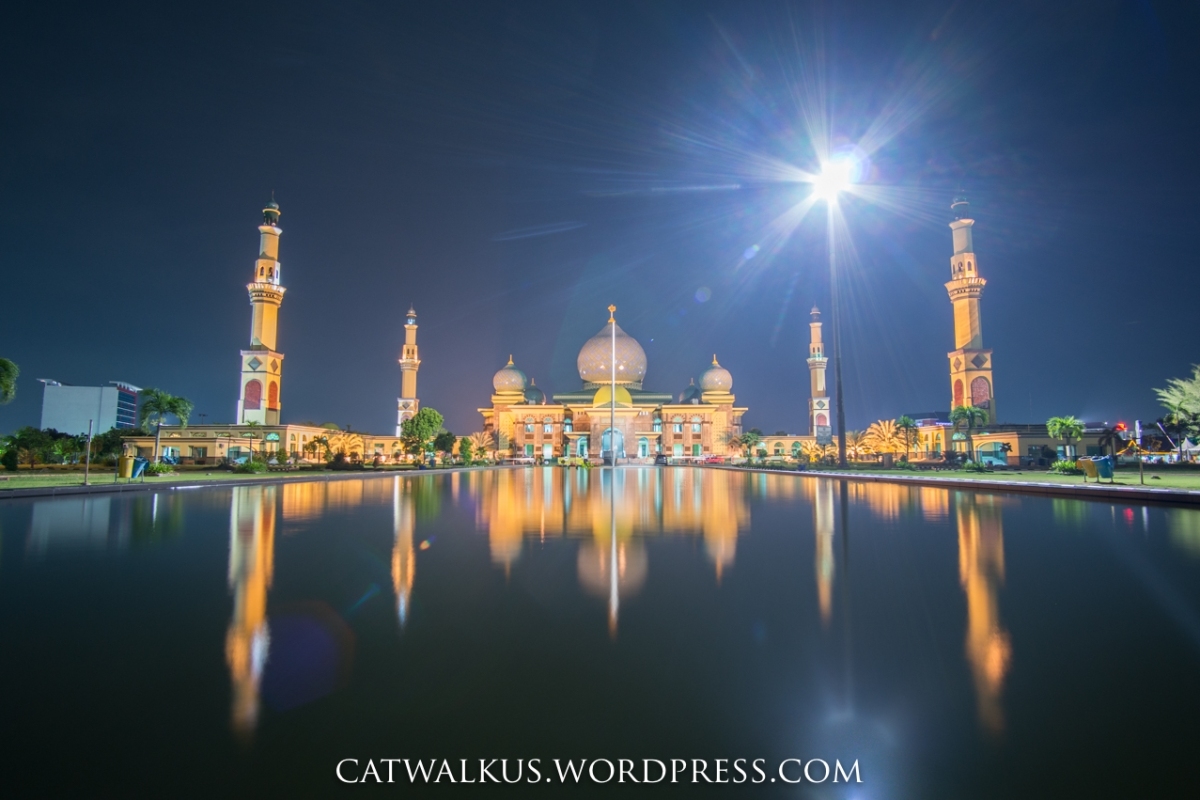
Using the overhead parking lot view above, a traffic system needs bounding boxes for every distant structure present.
[479,308,747,460]
[806,306,829,436]
[236,200,286,425]
[396,306,421,435]
[945,192,996,423]
[38,380,140,435]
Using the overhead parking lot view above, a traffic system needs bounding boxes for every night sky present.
[2,0,1197,437]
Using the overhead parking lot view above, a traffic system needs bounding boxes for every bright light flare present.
[812,154,858,203]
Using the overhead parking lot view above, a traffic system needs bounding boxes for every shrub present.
[1050,459,1083,475]
[233,460,268,474]
[1,449,17,471]
[962,460,990,473]
[144,462,175,476]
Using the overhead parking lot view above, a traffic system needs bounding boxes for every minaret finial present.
[712,354,719,366]
[507,354,514,365]
[608,304,616,322]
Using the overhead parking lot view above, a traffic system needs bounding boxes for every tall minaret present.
[945,193,996,423]
[807,306,830,435]
[236,201,286,425]
[396,306,421,435]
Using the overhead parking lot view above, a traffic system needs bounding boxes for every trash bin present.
[1094,455,1114,481]
[131,457,149,479]
[118,455,136,479]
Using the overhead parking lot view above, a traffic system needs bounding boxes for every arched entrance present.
[637,437,649,458]
[601,428,625,459]
[576,437,589,457]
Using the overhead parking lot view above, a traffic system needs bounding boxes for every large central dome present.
[577,321,647,388]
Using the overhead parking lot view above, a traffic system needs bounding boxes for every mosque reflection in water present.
[7,468,1023,741]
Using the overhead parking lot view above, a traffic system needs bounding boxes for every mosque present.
[479,306,747,461]
[127,200,417,463]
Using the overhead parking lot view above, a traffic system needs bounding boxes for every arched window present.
[267,381,279,409]
[953,379,964,408]
[970,376,991,408]
[243,380,262,410]
[691,415,702,433]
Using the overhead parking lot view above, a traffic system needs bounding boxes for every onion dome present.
[262,200,281,225]
[679,378,702,404]
[493,355,528,392]
[523,379,546,404]
[577,320,647,387]
[698,355,733,392]
[592,385,633,408]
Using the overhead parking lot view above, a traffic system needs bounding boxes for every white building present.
[38,380,141,435]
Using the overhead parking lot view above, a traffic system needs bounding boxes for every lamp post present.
[813,156,856,468]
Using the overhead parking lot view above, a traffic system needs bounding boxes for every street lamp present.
[813,154,857,468]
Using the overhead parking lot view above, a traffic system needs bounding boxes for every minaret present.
[236,201,286,425]
[807,306,830,435]
[945,193,996,423]
[396,306,421,435]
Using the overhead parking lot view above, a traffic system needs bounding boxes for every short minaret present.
[396,306,421,435]
[236,201,286,425]
[945,193,996,423]
[807,306,830,435]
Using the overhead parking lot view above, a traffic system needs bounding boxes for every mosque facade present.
[479,307,747,460]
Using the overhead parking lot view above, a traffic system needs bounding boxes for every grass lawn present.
[0,466,421,492]
[819,466,1200,492]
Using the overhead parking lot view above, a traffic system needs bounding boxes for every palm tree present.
[863,419,905,454]
[845,430,872,461]
[139,388,194,463]
[950,405,989,461]
[243,420,262,460]
[469,431,494,460]
[1096,426,1124,458]
[312,435,332,462]
[1046,415,1086,462]
[741,431,762,462]
[0,358,18,404]
[896,415,918,459]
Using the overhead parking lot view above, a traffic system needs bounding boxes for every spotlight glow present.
[812,155,857,203]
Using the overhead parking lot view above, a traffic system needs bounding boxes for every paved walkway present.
[717,465,1200,506]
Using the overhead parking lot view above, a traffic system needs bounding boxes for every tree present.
[845,430,872,460]
[400,407,444,457]
[950,405,990,460]
[433,429,457,455]
[1155,364,1200,416]
[459,436,474,465]
[0,358,18,404]
[863,419,904,454]
[896,415,918,459]
[138,388,194,462]
[469,431,494,460]
[312,435,332,462]
[243,420,262,460]
[1096,426,1125,458]
[1046,415,1086,461]
[741,431,762,461]
[50,431,85,464]
[6,427,51,469]
[1157,405,1199,464]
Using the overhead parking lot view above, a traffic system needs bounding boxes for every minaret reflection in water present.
[813,478,836,627]
[956,492,1011,734]
[225,485,276,740]
[392,476,415,629]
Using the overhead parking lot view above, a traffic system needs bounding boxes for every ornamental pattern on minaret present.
[807,305,830,436]
[945,193,995,423]
[396,306,421,436]
[237,201,287,426]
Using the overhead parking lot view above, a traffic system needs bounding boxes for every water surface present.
[2,467,1199,797]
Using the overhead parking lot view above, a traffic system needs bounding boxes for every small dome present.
[578,320,647,386]
[679,379,702,404]
[523,379,546,404]
[493,356,528,392]
[699,355,733,392]
[592,385,633,407]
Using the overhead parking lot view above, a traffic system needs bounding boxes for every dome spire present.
[608,304,616,322]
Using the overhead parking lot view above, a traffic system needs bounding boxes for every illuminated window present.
[543,424,552,434]
[673,423,683,434]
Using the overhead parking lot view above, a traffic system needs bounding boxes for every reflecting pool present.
[2,468,1200,797]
